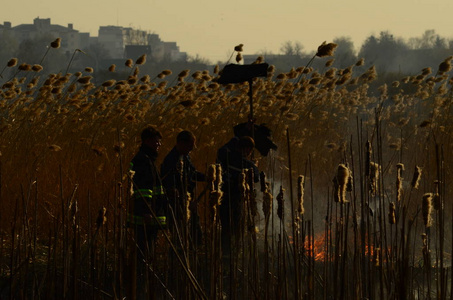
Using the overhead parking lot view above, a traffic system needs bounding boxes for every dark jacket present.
[129,144,167,226]
[216,137,259,197]
[160,146,205,209]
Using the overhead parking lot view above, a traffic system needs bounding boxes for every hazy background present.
[1,0,452,63]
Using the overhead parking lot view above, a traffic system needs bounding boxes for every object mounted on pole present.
[216,63,269,84]
[216,63,276,156]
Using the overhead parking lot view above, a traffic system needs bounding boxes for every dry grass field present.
[0,39,452,299]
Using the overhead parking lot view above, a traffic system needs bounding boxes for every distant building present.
[10,17,90,55]
[0,17,187,63]
[125,45,152,60]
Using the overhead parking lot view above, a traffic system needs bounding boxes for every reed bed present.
[0,40,452,299]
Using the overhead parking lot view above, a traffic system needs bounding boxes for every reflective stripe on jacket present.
[127,213,167,226]
[133,186,164,199]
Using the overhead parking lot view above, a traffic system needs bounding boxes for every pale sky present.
[2,0,452,63]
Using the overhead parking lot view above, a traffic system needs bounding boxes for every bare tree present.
[280,41,304,57]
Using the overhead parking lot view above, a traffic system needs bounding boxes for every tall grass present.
[0,40,452,299]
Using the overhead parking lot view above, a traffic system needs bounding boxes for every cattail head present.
[102,79,116,87]
[30,64,43,72]
[438,57,452,74]
[355,58,365,66]
[235,53,243,63]
[253,55,264,64]
[125,59,133,68]
[337,164,349,185]
[234,44,244,52]
[325,59,334,67]
[316,42,338,57]
[136,54,147,65]
[18,63,31,71]
[77,76,92,84]
[410,166,422,189]
[209,189,220,207]
[422,193,433,227]
[50,38,61,49]
[7,58,18,67]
